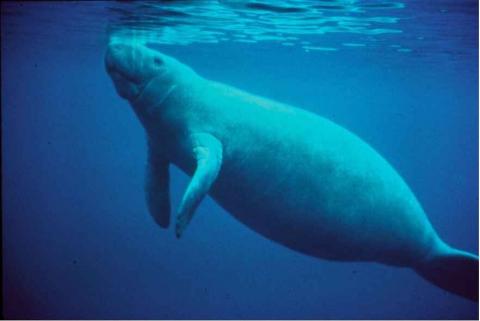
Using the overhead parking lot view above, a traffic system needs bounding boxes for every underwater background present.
[1,0,478,319]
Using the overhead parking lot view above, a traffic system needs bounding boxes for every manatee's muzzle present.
[105,43,142,83]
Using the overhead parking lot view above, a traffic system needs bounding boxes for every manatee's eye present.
[154,57,163,65]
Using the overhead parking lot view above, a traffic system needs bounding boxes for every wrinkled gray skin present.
[105,43,477,300]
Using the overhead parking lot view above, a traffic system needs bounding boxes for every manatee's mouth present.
[106,64,156,102]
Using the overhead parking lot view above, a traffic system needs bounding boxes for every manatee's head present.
[105,42,185,103]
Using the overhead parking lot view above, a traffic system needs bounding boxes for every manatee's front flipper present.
[175,133,223,238]
[146,145,171,228]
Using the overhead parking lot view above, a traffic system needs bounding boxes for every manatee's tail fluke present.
[415,244,478,301]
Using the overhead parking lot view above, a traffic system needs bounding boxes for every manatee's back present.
[188,80,438,265]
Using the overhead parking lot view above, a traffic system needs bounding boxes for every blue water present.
[1,1,478,319]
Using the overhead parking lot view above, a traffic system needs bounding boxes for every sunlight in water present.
[106,0,405,49]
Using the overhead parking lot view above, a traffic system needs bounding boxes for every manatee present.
[105,42,478,301]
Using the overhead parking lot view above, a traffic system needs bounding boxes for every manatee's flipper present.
[145,144,171,228]
[175,133,223,238]
[415,246,479,301]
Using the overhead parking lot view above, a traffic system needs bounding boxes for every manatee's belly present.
[208,119,437,266]
[171,84,438,266]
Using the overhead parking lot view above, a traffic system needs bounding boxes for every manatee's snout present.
[105,41,191,103]
[105,43,140,82]
[105,43,124,72]
[105,42,156,101]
